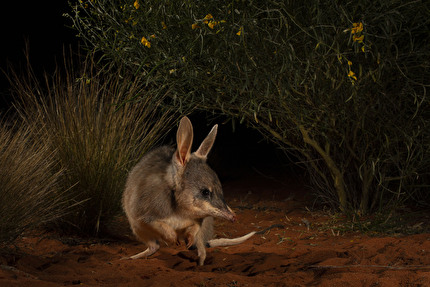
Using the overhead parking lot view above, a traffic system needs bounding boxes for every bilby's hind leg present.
[124,240,160,260]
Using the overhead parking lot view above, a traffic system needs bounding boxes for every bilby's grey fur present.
[122,116,280,265]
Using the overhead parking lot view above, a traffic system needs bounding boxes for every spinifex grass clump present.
[12,55,175,236]
[0,121,65,245]
[68,0,430,216]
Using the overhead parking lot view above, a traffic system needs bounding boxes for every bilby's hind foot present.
[122,241,160,260]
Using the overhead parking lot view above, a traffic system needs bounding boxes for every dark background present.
[0,1,296,179]
[1,1,76,110]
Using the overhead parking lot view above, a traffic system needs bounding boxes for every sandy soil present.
[1,170,430,287]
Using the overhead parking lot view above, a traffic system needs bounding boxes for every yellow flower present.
[236,26,243,36]
[361,46,365,53]
[192,23,200,29]
[347,60,352,66]
[208,21,217,29]
[203,14,213,24]
[353,34,364,43]
[133,0,139,9]
[204,14,213,20]
[351,22,363,34]
[141,36,151,48]
[348,70,357,81]
[80,0,89,8]
[161,21,167,30]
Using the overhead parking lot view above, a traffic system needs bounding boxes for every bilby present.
[122,116,280,265]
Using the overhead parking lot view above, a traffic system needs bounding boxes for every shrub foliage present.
[68,0,430,214]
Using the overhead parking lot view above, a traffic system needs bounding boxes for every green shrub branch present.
[67,0,430,215]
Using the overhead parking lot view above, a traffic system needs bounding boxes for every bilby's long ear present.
[174,116,193,166]
[195,124,218,159]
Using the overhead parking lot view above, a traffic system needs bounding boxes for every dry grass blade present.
[0,120,66,245]
[10,52,176,236]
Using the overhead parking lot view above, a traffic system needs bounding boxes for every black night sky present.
[1,1,77,109]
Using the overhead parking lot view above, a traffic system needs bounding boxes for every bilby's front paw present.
[186,233,196,249]
[163,229,178,245]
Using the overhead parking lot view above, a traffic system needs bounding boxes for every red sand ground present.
[1,170,430,286]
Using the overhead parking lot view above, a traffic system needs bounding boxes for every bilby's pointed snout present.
[215,204,236,222]
[209,194,237,222]
[226,205,237,222]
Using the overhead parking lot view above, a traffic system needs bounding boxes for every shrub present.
[67,0,430,215]
[11,54,176,236]
[0,120,65,245]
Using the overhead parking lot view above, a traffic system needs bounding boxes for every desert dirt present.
[1,169,430,287]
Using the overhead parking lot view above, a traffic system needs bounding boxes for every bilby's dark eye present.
[201,188,211,198]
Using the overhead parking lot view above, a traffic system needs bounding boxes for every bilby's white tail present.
[207,231,256,248]
[206,224,284,248]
